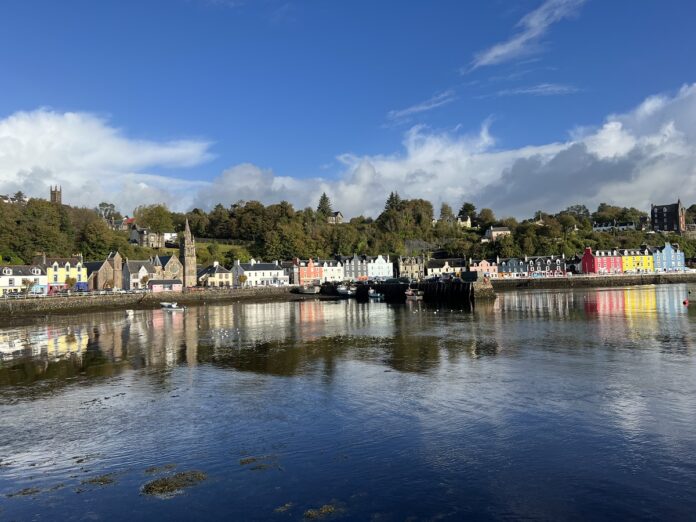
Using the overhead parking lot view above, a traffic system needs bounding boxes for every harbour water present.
[2,285,696,520]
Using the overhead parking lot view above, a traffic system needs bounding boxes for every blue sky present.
[1,0,696,217]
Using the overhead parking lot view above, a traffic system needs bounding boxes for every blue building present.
[652,242,686,272]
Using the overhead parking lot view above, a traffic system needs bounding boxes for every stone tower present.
[179,219,197,287]
[50,185,62,204]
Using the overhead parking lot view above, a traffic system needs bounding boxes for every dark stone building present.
[651,200,686,234]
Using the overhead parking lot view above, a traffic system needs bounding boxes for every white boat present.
[336,284,357,297]
[160,301,186,311]
[368,288,383,299]
[298,285,321,294]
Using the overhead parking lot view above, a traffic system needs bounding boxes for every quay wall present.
[0,286,296,319]
[492,272,696,291]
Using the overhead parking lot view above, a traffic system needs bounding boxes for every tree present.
[384,192,402,211]
[439,203,455,222]
[564,204,590,219]
[458,202,476,219]
[21,278,35,296]
[134,204,174,233]
[237,274,248,287]
[316,193,333,217]
[477,208,496,228]
[65,277,77,289]
[96,202,118,220]
[140,275,149,287]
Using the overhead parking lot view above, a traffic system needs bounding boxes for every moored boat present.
[337,284,357,297]
[160,301,186,311]
[298,285,321,294]
[404,288,424,301]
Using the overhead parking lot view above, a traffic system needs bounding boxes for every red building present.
[581,247,623,274]
[293,258,323,285]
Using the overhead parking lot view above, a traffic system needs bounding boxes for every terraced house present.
[0,265,46,296]
[653,242,686,272]
[33,254,88,293]
[197,261,232,287]
[620,248,654,273]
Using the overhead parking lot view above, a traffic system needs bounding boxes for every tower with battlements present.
[179,219,197,287]
[50,186,62,205]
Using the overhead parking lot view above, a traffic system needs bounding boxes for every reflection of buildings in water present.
[497,291,575,319]
[0,325,89,362]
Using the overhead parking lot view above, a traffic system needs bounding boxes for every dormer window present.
[31,268,40,275]
[2,268,11,275]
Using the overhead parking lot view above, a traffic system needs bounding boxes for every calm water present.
[1,285,696,520]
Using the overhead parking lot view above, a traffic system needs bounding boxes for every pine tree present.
[317,192,333,216]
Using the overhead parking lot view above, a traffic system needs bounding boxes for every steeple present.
[179,218,197,287]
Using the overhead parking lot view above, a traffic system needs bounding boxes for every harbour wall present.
[0,286,298,320]
[492,272,696,291]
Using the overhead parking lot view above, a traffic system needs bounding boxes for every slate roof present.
[198,264,231,278]
[239,263,283,271]
[0,265,45,276]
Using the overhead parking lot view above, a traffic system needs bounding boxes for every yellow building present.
[621,248,654,273]
[35,255,88,293]
[197,261,232,287]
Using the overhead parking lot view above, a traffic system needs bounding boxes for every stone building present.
[179,219,198,287]
[651,200,686,234]
[85,251,123,290]
[398,256,426,280]
[50,185,62,205]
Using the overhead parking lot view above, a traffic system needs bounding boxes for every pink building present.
[581,247,623,274]
[147,279,183,293]
[469,259,499,278]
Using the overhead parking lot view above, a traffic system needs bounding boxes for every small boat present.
[298,285,321,294]
[336,284,357,297]
[160,301,186,311]
[405,288,424,301]
[368,288,383,299]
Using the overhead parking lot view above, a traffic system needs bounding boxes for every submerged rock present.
[81,474,115,486]
[303,504,337,519]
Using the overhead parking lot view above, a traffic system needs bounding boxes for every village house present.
[592,221,637,233]
[317,259,344,283]
[85,251,123,291]
[527,255,566,277]
[197,261,232,287]
[129,224,165,249]
[152,255,184,282]
[339,254,369,281]
[107,216,135,232]
[620,248,654,273]
[147,279,183,293]
[484,226,511,242]
[232,259,289,287]
[426,259,451,277]
[33,254,88,293]
[327,211,343,225]
[498,257,529,278]
[653,242,686,272]
[366,255,394,280]
[398,256,426,280]
[292,258,323,285]
[123,260,158,290]
[0,265,47,296]
[581,248,623,275]
[469,258,499,278]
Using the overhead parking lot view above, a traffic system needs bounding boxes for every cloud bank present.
[2,84,696,220]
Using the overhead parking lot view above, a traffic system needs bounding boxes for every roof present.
[239,263,282,271]
[0,265,45,276]
[316,259,342,267]
[489,227,511,232]
[198,264,231,277]
[33,256,83,266]
[147,279,182,286]
[157,255,178,266]
[331,211,342,217]
[126,260,155,273]
[84,261,106,275]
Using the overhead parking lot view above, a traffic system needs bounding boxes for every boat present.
[368,288,384,299]
[298,284,321,294]
[404,288,424,301]
[160,301,186,311]
[336,284,357,297]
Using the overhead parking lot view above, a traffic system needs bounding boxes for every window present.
[2,268,10,275]
[9,278,15,286]
[53,274,58,282]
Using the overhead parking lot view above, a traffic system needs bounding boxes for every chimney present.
[213,261,219,267]
[234,259,240,266]
[250,258,256,266]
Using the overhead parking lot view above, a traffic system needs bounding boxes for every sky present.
[1,0,696,219]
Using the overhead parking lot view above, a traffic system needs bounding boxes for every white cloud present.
[0,109,213,213]
[495,82,579,97]
[4,84,696,222]
[469,0,586,71]
[387,90,457,122]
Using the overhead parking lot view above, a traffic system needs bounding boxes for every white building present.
[485,226,511,242]
[367,255,394,280]
[0,265,47,296]
[318,259,344,282]
[232,259,289,287]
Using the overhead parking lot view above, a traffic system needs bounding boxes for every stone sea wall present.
[0,286,296,319]
[492,272,696,291]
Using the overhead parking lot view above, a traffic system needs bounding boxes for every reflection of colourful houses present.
[653,242,686,272]
[621,248,654,273]
[581,248,623,274]
[34,255,88,293]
